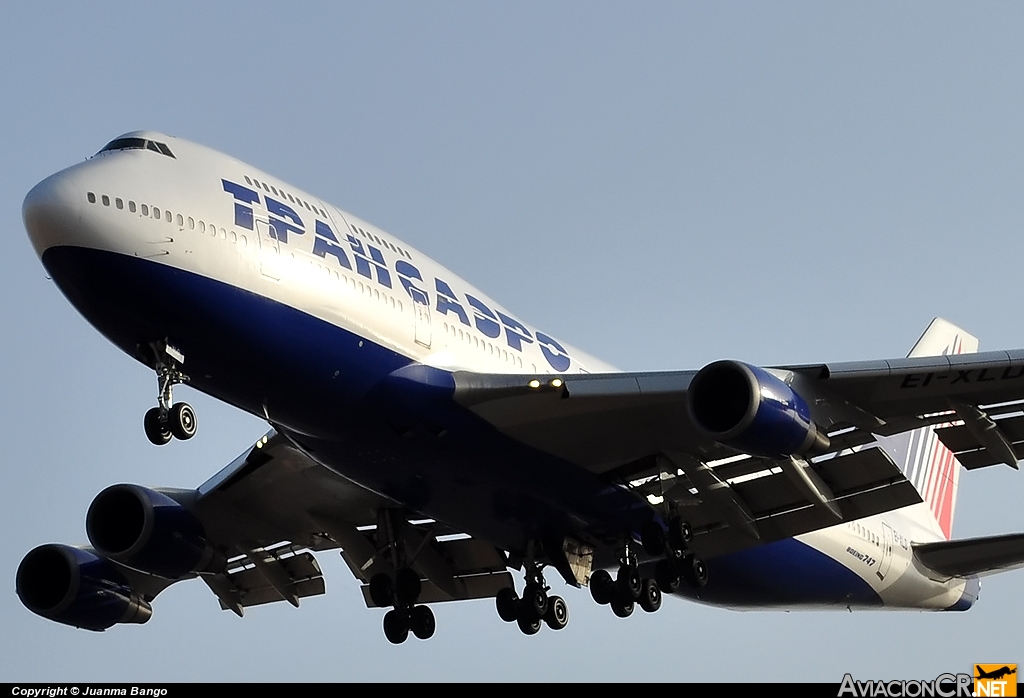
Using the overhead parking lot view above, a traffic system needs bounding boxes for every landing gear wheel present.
[611,596,634,618]
[144,408,172,446]
[369,573,394,608]
[168,402,196,440]
[655,558,682,593]
[641,520,666,556]
[395,567,422,605]
[516,606,542,635]
[383,609,409,644]
[495,587,519,622]
[522,582,549,620]
[639,578,662,613]
[617,564,642,602]
[543,595,569,631]
[668,517,693,551]
[590,569,614,605]
[409,605,435,640]
[682,555,708,589]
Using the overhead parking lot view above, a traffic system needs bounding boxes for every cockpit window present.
[98,137,175,158]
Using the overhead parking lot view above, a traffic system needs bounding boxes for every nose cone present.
[23,169,83,259]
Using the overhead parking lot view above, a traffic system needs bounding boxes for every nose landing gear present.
[139,341,196,446]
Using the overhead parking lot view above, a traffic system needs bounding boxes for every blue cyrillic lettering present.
[536,332,571,371]
[396,260,428,305]
[266,197,304,243]
[348,235,393,288]
[221,179,260,230]
[466,294,501,339]
[496,311,534,351]
[435,278,470,326]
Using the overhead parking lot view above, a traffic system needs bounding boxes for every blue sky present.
[2,3,1024,682]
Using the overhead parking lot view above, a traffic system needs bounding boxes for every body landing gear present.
[494,564,569,635]
[371,568,436,644]
[139,342,196,446]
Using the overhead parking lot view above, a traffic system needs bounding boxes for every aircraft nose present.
[23,169,83,259]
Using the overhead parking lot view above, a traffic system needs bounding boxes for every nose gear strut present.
[139,341,196,445]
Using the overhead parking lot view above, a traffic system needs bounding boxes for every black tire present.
[655,558,681,593]
[168,402,197,440]
[409,605,435,640]
[590,569,613,605]
[668,517,693,551]
[495,587,519,622]
[682,554,708,589]
[639,578,662,613]
[368,573,394,608]
[144,407,172,445]
[395,567,422,605]
[383,609,409,644]
[617,564,642,602]
[611,596,634,618]
[516,608,542,635]
[641,520,666,556]
[543,595,569,631]
[522,582,548,620]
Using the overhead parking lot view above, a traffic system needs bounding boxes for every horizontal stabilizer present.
[914,533,1024,577]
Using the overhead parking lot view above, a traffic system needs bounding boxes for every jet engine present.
[86,484,217,579]
[16,543,152,630]
[687,360,829,457]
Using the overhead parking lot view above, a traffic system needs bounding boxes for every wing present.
[135,431,512,616]
[451,321,1024,556]
[192,430,512,614]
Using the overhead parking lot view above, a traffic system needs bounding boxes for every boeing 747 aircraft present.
[16,132,1024,643]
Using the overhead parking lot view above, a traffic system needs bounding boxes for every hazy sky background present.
[2,2,1024,682]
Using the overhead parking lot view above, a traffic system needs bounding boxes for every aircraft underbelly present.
[40,245,649,556]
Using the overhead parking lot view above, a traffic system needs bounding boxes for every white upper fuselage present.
[22,131,975,613]
[24,131,612,380]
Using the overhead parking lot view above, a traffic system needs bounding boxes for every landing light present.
[528,379,541,389]
[550,378,563,388]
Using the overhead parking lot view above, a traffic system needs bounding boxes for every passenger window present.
[87,192,96,203]
[129,201,136,212]
[115,198,123,209]
[166,211,172,223]
[176,214,183,226]
[199,221,205,233]
[153,207,160,218]
[245,176,252,185]
[141,204,149,216]
[240,235,246,246]
[188,217,194,229]
[230,231,237,242]
[101,195,110,206]
[220,228,226,240]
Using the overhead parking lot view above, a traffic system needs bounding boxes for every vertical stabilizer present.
[877,318,978,540]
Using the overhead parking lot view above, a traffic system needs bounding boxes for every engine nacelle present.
[687,360,829,457]
[16,544,152,630]
[86,484,215,579]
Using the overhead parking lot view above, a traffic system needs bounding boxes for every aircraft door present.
[254,218,282,281]
[877,522,894,581]
[412,292,431,348]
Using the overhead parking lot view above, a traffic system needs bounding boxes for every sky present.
[2,2,1024,683]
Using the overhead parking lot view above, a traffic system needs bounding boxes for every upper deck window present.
[98,137,175,158]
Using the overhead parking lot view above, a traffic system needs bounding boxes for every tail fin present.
[878,318,979,540]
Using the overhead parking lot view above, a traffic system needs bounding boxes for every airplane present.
[16,130,1024,644]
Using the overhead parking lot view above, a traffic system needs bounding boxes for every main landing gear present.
[589,540,664,619]
[139,342,196,446]
[369,567,436,644]
[494,564,569,635]
[644,517,708,594]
